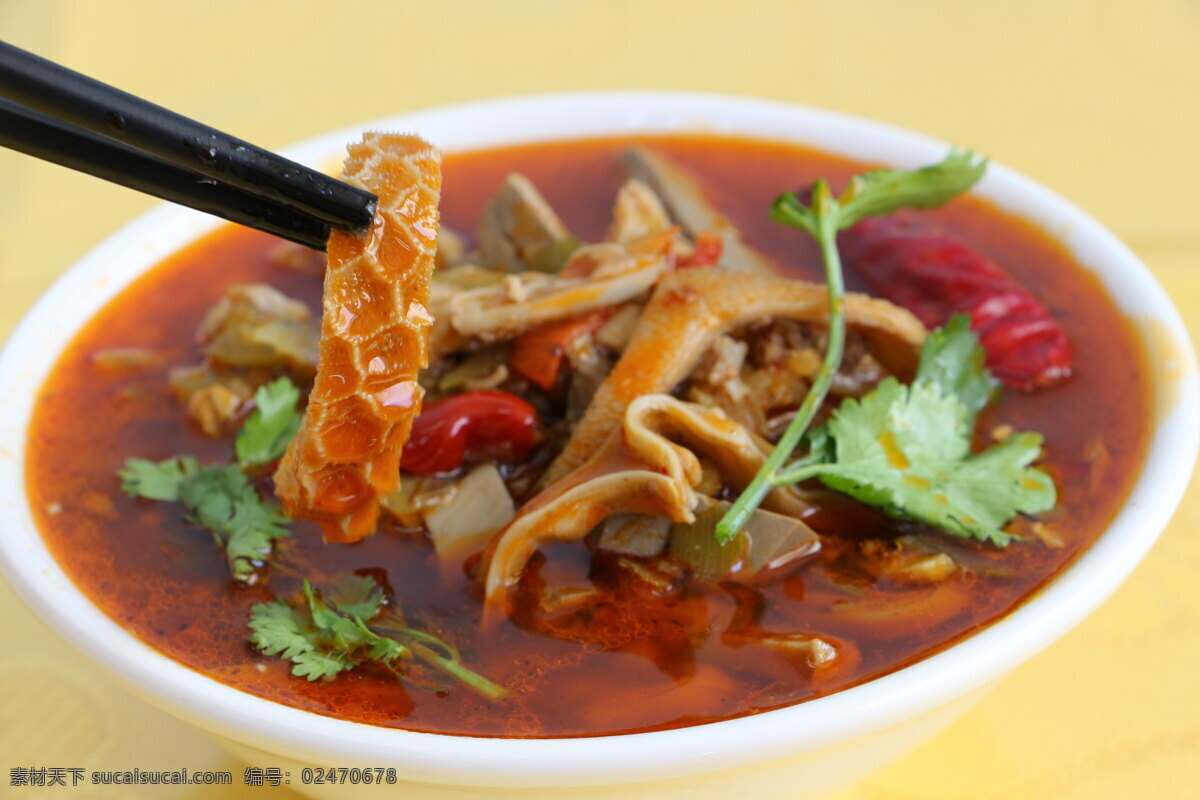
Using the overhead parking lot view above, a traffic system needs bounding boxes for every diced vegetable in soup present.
[27,134,1150,737]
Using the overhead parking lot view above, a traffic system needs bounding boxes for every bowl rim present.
[0,91,1196,787]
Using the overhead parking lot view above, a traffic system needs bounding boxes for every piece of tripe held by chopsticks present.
[274,134,441,542]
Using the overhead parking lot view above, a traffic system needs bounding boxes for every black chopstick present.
[0,98,335,249]
[0,40,377,250]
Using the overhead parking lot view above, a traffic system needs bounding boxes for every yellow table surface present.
[1,1,1198,797]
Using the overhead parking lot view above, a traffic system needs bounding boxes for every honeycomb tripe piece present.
[274,133,442,542]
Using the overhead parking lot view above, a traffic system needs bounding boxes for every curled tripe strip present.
[481,394,807,614]
[545,269,928,484]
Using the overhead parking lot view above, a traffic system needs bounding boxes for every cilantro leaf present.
[328,574,386,620]
[248,589,365,683]
[291,650,351,681]
[302,580,343,630]
[119,379,297,582]
[915,314,999,427]
[805,378,1055,545]
[177,465,242,529]
[223,501,291,580]
[830,378,968,468]
[837,148,988,229]
[118,456,199,501]
[236,377,302,470]
[771,315,1051,546]
[793,314,997,465]
[246,575,507,699]
[247,596,354,681]
[800,424,834,465]
[303,580,374,652]
[368,635,407,663]
[247,600,314,660]
[179,465,290,580]
[123,458,290,582]
[117,375,298,581]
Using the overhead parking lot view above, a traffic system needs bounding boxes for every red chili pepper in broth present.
[401,390,539,475]
[840,215,1072,390]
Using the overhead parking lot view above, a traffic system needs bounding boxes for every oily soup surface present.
[27,135,1151,737]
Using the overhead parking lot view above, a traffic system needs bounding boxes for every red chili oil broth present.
[26,134,1152,737]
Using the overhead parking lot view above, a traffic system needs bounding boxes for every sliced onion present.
[425,465,516,562]
[669,499,819,584]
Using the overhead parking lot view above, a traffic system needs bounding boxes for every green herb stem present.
[715,181,847,543]
[770,462,827,487]
[372,621,509,701]
[410,642,509,702]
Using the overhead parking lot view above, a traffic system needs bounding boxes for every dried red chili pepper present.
[401,390,539,475]
[841,215,1072,390]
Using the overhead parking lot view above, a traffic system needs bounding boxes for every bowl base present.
[214,680,999,800]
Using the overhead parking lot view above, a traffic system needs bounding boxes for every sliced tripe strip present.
[478,173,573,272]
[544,269,928,484]
[446,250,666,341]
[274,134,441,542]
[620,146,776,274]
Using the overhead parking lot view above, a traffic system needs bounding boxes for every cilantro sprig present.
[119,456,290,581]
[716,149,989,542]
[248,575,507,701]
[118,377,302,582]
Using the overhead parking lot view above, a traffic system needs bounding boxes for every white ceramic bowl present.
[1,93,1196,800]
